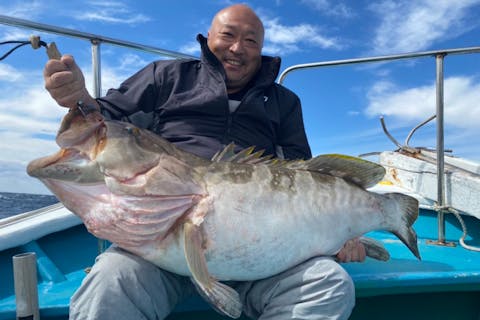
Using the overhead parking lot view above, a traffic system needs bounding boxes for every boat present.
[1,15,480,320]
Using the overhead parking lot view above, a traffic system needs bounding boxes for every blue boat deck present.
[346,210,480,297]
[1,208,480,320]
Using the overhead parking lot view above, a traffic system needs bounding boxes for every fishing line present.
[0,36,48,61]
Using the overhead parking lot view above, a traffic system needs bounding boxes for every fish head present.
[27,107,206,213]
[27,107,106,185]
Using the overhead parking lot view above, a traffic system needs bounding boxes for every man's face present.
[207,7,264,93]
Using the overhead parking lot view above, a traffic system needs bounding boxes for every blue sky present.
[0,0,479,194]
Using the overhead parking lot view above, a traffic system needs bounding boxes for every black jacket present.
[97,34,311,160]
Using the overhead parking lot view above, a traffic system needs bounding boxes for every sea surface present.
[0,192,58,219]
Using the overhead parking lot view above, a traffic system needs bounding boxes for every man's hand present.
[336,237,366,263]
[43,55,95,109]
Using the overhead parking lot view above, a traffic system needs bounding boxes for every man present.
[44,4,365,320]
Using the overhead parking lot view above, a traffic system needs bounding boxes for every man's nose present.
[229,40,245,54]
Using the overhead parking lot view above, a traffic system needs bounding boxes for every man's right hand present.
[43,55,96,109]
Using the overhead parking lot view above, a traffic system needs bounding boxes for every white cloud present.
[0,29,35,43]
[75,1,150,24]
[313,76,480,160]
[0,159,52,194]
[0,84,65,122]
[85,54,149,94]
[370,0,480,54]
[0,127,61,195]
[301,0,354,18]
[0,132,58,166]
[116,53,150,73]
[179,41,201,56]
[0,1,44,19]
[77,12,149,24]
[0,65,66,194]
[366,75,480,130]
[262,17,341,55]
[0,131,59,194]
[0,63,24,82]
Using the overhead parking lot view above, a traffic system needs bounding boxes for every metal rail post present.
[90,39,108,254]
[91,39,102,98]
[435,53,447,244]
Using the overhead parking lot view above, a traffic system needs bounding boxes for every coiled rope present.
[435,205,480,252]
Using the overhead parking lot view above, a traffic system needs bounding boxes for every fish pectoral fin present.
[190,277,243,319]
[183,221,242,319]
[359,236,390,261]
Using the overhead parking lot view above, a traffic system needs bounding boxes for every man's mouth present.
[225,59,242,66]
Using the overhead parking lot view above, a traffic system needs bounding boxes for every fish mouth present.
[27,147,104,183]
[28,107,107,183]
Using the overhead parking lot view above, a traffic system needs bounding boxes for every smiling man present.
[44,4,364,320]
[207,5,264,94]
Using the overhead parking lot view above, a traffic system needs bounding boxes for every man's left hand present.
[336,238,366,263]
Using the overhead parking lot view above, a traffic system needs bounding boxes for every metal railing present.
[279,45,480,245]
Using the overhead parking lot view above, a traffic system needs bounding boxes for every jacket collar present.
[196,34,281,89]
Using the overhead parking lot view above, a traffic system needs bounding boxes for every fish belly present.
[198,166,386,280]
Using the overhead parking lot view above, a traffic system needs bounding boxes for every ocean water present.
[0,192,58,219]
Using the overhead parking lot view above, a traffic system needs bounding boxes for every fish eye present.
[124,126,141,136]
[125,126,134,134]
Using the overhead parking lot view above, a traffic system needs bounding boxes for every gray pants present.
[70,246,355,320]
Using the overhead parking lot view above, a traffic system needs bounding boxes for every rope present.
[449,207,480,252]
[435,204,480,252]
[0,35,48,61]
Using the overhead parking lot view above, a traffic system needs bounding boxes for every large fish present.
[27,106,420,318]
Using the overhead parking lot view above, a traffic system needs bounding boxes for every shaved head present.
[210,4,264,47]
[207,4,264,93]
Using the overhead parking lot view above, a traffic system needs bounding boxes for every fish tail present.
[384,193,421,260]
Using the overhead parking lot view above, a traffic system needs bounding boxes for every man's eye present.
[245,39,260,48]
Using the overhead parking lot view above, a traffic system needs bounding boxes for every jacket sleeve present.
[96,61,168,126]
[276,89,312,160]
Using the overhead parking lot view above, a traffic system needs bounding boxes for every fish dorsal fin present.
[211,143,274,164]
[210,145,384,188]
[301,154,386,189]
[211,143,308,167]
[211,143,236,162]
